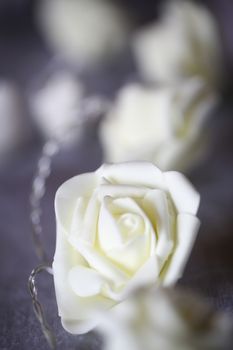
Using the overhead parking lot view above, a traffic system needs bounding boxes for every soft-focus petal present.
[76,240,129,287]
[55,172,99,232]
[69,266,105,297]
[162,213,200,285]
[98,162,165,189]
[164,171,200,215]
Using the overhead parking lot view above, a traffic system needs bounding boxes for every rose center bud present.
[117,213,144,241]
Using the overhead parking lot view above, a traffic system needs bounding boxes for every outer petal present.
[164,171,200,215]
[104,255,161,301]
[55,172,99,232]
[69,266,105,297]
[162,213,200,285]
[143,189,174,259]
[76,240,129,286]
[97,162,165,190]
[61,318,99,335]
[53,224,115,334]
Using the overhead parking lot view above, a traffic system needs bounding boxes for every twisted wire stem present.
[28,264,56,349]
[29,96,109,263]
[28,95,110,348]
[30,140,60,263]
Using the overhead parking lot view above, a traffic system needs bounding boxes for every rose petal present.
[162,213,200,285]
[69,266,104,297]
[97,184,147,200]
[98,162,165,189]
[143,189,174,261]
[70,197,87,236]
[107,234,151,273]
[62,318,99,335]
[98,197,123,251]
[99,196,155,272]
[55,172,99,232]
[80,192,99,245]
[76,240,129,286]
[104,254,161,301]
[164,171,200,215]
[53,226,115,331]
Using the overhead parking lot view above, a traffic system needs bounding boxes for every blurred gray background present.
[1,1,233,349]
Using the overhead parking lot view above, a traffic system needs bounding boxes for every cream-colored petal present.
[69,265,105,297]
[61,292,116,334]
[97,184,148,200]
[164,171,200,215]
[98,197,123,251]
[53,226,103,316]
[70,197,87,237]
[62,318,99,335]
[80,192,100,244]
[162,213,200,285]
[97,162,165,189]
[53,226,115,333]
[101,196,156,272]
[107,234,151,273]
[55,172,99,232]
[104,255,161,301]
[143,190,174,263]
[76,240,129,287]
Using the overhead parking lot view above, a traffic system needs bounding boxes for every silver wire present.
[28,264,56,349]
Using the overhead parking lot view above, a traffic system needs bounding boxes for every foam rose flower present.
[37,0,130,67]
[53,162,200,334]
[133,0,222,87]
[30,72,84,142]
[97,287,233,350]
[99,79,217,171]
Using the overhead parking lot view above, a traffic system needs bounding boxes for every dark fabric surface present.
[1,105,233,350]
[1,1,233,349]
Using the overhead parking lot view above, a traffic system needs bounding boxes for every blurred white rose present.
[53,161,200,334]
[0,81,29,162]
[133,0,222,87]
[99,79,217,171]
[30,72,84,141]
[37,0,130,67]
[97,287,233,350]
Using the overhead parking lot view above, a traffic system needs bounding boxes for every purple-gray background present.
[1,1,233,349]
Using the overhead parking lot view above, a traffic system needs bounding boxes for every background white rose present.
[53,162,200,334]
[30,71,84,142]
[97,287,233,350]
[133,0,222,87]
[99,79,217,172]
[37,0,130,67]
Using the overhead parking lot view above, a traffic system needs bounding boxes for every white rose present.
[37,0,130,67]
[99,79,217,171]
[53,161,200,334]
[133,0,222,87]
[30,72,84,141]
[97,287,233,350]
[0,81,29,162]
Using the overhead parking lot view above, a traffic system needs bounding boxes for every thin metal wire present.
[28,264,56,349]
[30,139,60,263]
[28,95,110,348]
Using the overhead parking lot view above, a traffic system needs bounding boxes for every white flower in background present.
[53,161,200,334]
[100,79,217,171]
[30,72,84,141]
[97,287,233,350]
[37,0,130,67]
[133,0,222,87]
[0,81,29,162]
